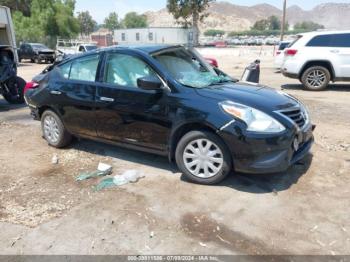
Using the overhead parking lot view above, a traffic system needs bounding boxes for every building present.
[114,27,193,46]
[91,28,114,47]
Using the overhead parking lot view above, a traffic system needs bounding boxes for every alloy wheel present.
[183,139,224,178]
[43,115,60,144]
[306,70,326,88]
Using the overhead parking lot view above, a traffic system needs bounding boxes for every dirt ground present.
[0,47,349,255]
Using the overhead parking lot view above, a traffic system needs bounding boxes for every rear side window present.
[69,55,100,82]
[331,34,350,48]
[306,35,332,47]
[58,55,100,81]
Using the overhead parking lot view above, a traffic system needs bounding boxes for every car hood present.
[195,82,298,112]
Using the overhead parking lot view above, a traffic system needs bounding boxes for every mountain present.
[145,1,350,32]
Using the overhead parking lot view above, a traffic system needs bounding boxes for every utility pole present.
[280,0,287,41]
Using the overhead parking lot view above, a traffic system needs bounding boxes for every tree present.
[167,0,214,46]
[121,12,148,28]
[77,11,97,36]
[268,16,281,30]
[294,21,324,31]
[12,0,79,46]
[0,0,32,16]
[252,19,269,31]
[204,29,225,37]
[104,12,120,32]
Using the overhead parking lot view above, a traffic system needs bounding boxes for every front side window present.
[153,48,231,88]
[59,54,99,82]
[104,53,157,88]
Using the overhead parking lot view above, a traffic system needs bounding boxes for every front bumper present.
[219,122,314,174]
[37,54,55,61]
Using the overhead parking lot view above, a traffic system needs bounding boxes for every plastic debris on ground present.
[51,154,59,165]
[95,170,145,191]
[76,162,113,181]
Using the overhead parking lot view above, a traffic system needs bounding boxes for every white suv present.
[282,31,350,91]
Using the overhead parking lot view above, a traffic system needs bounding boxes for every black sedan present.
[25,45,314,185]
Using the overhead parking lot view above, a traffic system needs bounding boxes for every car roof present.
[102,44,181,54]
[299,30,350,37]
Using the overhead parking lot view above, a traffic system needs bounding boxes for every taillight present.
[285,49,298,56]
[24,81,39,94]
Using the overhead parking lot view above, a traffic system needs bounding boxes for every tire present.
[175,130,232,185]
[41,110,72,148]
[2,77,26,104]
[34,57,40,64]
[301,66,331,91]
[30,58,35,63]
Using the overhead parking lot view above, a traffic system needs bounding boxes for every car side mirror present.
[137,76,162,91]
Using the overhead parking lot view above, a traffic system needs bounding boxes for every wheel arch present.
[168,121,227,162]
[299,60,335,81]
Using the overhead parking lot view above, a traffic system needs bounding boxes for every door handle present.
[100,97,114,102]
[50,90,62,95]
[330,49,340,54]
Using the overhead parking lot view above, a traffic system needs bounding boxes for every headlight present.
[219,101,285,133]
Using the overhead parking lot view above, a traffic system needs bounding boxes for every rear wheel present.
[301,66,330,91]
[34,57,40,64]
[175,130,232,185]
[41,110,72,148]
[2,77,26,104]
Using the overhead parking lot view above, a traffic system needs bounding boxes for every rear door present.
[95,51,170,151]
[50,53,101,137]
[329,33,350,78]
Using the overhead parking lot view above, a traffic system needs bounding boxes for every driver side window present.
[104,53,157,88]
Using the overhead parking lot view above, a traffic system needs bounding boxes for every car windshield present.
[31,44,48,50]
[153,47,233,88]
[85,45,97,51]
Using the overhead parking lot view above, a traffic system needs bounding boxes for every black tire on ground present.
[18,57,22,63]
[2,77,26,104]
[175,130,232,185]
[41,110,72,148]
[301,66,331,91]
[34,57,40,64]
[30,58,35,63]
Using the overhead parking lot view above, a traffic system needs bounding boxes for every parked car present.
[0,46,26,104]
[25,45,314,185]
[282,31,350,91]
[56,39,98,55]
[204,57,219,68]
[18,43,56,64]
[274,41,291,69]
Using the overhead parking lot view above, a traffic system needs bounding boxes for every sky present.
[75,0,350,23]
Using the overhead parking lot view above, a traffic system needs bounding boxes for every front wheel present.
[41,110,72,148]
[175,130,232,185]
[301,66,331,91]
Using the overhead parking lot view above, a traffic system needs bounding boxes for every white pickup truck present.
[0,5,18,63]
[56,40,98,55]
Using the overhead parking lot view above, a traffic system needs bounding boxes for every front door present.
[95,51,170,151]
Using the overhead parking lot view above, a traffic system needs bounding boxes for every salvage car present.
[25,45,314,185]
[0,46,26,104]
[18,43,56,64]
